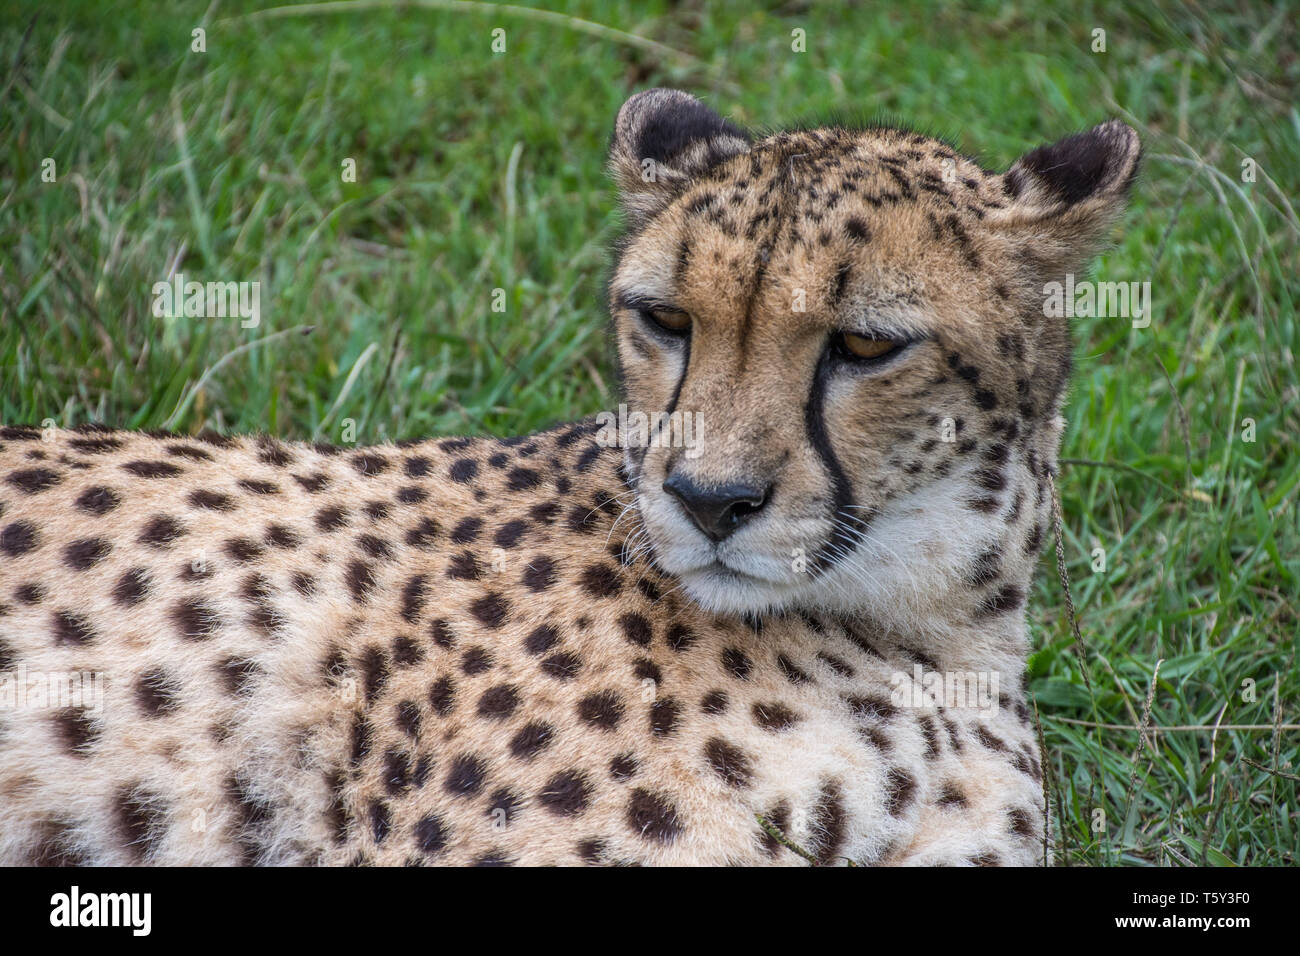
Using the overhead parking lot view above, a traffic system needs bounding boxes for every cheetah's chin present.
[668,561,805,616]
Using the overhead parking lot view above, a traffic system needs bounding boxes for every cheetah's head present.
[607,89,1139,619]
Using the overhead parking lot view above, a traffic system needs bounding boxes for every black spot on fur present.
[578,563,621,598]
[160,442,209,462]
[52,610,95,645]
[369,800,392,844]
[224,536,264,562]
[405,517,440,549]
[76,486,121,516]
[382,749,410,795]
[428,619,455,649]
[293,472,330,493]
[395,485,427,504]
[509,721,555,760]
[650,698,681,736]
[123,460,182,479]
[136,670,182,716]
[139,516,185,548]
[443,754,488,798]
[938,782,968,808]
[400,574,428,623]
[808,783,848,864]
[815,652,852,679]
[626,788,683,844]
[263,524,300,549]
[450,516,483,545]
[974,726,1010,753]
[345,559,376,602]
[578,691,624,730]
[540,651,581,679]
[449,459,478,483]
[752,701,798,732]
[477,683,521,720]
[414,814,449,856]
[54,708,100,754]
[116,787,168,861]
[429,676,456,716]
[978,584,1025,617]
[356,533,394,561]
[112,568,151,606]
[469,592,509,628]
[845,695,898,721]
[538,770,591,817]
[460,646,494,675]
[522,555,557,591]
[358,646,389,704]
[352,453,390,477]
[523,624,559,656]
[63,537,111,570]
[704,737,753,788]
[700,690,729,715]
[721,647,752,680]
[1008,807,1036,837]
[172,598,220,640]
[967,547,1003,587]
[349,714,373,767]
[189,489,234,512]
[666,624,696,653]
[884,767,917,816]
[619,612,652,647]
[6,467,63,493]
[759,801,792,857]
[506,467,542,491]
[494,519,528,549]
[392,634,423,667]
[314,505,349,532]
[218,657,261,696]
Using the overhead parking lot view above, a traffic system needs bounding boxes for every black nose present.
[662,472,771,542]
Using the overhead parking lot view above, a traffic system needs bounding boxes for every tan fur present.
[0,93,1137,865]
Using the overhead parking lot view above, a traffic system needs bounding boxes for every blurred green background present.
[1,0,1297,865]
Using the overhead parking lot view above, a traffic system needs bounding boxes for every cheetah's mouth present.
[665,557,814,616]
[686,559,766,582]
[666,541,796,587]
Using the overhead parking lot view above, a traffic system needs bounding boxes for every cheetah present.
[0,89,1138,866]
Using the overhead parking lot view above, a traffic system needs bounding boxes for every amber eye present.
[642,308,691,334]
[838,332,899,360]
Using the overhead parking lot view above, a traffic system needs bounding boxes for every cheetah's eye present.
[836,332,900,361]
[641,308,691,335]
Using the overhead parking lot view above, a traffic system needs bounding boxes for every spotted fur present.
[0,90,1137,865]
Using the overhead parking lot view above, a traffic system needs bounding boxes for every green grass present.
[2,0,1296,865]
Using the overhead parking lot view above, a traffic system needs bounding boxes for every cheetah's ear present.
[609,89,751,225]
[993,120,1141,278]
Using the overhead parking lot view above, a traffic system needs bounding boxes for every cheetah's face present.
[607,90,1139,617]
